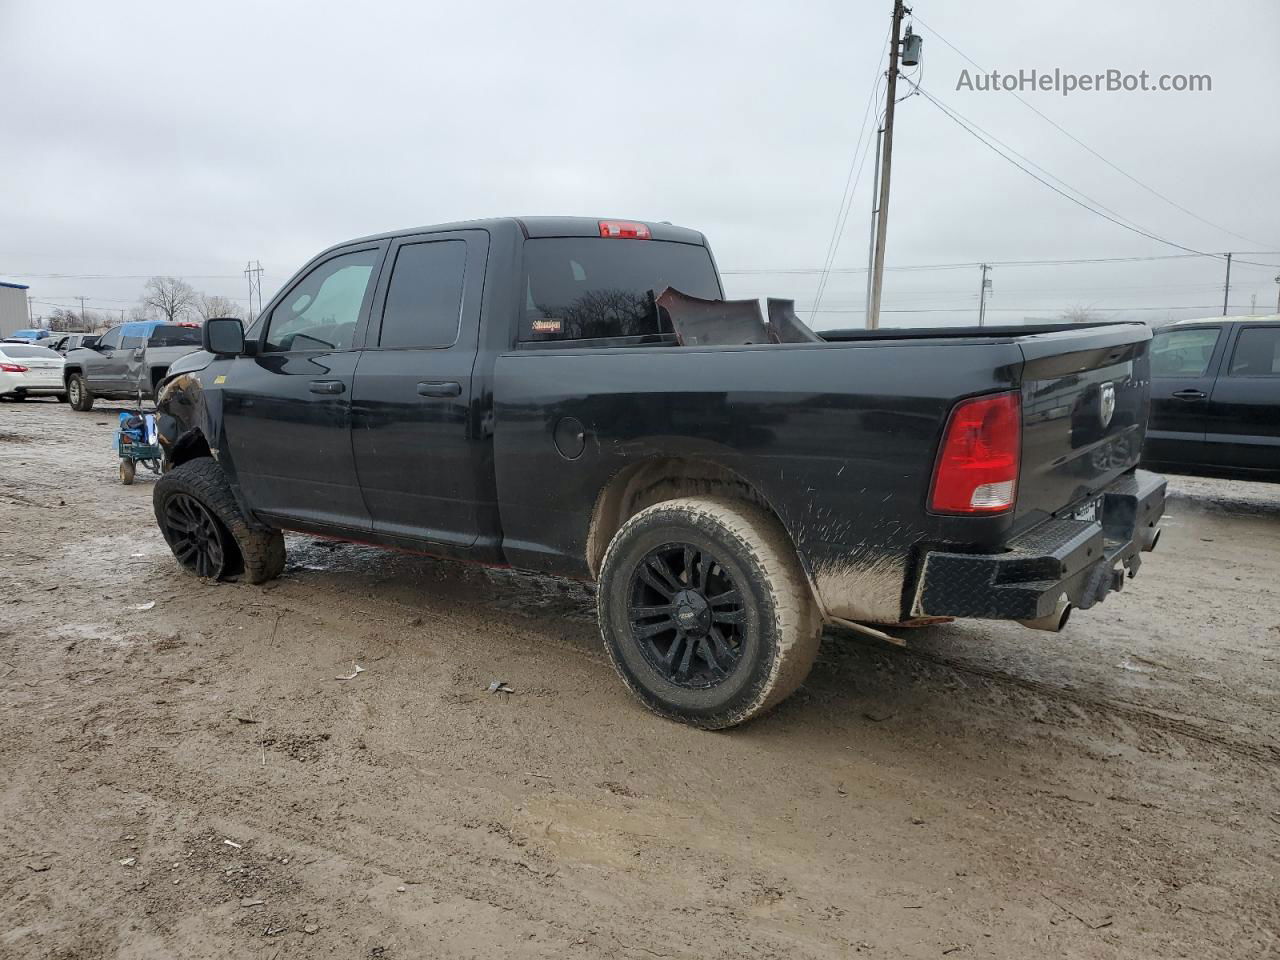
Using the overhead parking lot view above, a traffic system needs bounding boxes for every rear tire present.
[119,459,136,485]
[67,374,94,411]
[153,457,286,584]
[596,496,821,729]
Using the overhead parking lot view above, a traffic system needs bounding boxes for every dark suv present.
[1143,317,1280,479]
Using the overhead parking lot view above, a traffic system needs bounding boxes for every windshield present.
[0,345,61,359]
[520,238,721,342]
[148,324,203,347]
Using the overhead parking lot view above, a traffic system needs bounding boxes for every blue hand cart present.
[116,411,162,485]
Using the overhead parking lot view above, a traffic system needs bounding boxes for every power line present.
[910,81,1228,260]
[723,252,1227,275]
[910,13,1279,251]
[811,27,891,317]
[3,272,248,280]
[811,303,1263,314]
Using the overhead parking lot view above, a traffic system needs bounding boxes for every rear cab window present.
[1150,327,1221,377]
[148,324,202,347]
[520,238,721,343]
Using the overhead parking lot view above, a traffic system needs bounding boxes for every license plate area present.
[1072,497,1103,523]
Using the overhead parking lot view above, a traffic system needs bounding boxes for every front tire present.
[119,459,136,485]
[597,496,822,729]
[67,374,94,411]
[153,457,286,584]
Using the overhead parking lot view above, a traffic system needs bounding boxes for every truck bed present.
[494,320,1154,623]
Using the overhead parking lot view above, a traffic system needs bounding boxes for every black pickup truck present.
[1143,317,1280,479]
[152,216,1166,728]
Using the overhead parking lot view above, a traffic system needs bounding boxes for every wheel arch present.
[168,428,213,469]
[585,456,812,587]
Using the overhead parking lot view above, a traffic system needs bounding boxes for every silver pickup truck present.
[64,321,203,411]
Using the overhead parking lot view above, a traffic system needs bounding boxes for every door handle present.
[308,380,346,395]
[1172,389,1207,401]
[417,380,462,397]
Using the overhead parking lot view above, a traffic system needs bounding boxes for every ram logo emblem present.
[1099,382,1116,429]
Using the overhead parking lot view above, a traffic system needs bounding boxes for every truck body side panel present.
[493,339,1024,622]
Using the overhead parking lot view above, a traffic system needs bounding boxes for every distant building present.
[0,281,31,337]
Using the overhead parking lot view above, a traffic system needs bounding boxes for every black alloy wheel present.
[160,492,229,578]
[597,496,823,729]
[629,543,748,688]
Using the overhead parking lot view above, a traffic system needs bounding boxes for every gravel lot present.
[2,397,1278,959]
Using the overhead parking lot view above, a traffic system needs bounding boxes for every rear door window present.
[376,240,467,349]
[520,238,721,342]
[1150,328,1220,377]
[264,249,380,353]
[148,324,202,347]
[1228,326,1280,377]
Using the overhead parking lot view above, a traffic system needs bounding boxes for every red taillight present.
[930,391,1021,514]
[598,220,651,239]
[0,363,29,373]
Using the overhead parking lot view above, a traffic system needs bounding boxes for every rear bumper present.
[1,381,64,395]
[911,469,1167,623]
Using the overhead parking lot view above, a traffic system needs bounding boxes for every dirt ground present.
[1,398,1277,960]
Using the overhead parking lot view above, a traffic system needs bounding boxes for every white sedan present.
[0,343,66,401]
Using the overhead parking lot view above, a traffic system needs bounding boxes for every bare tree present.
[141,276,197,323]
[47,308,81,332]
[194,293,245,322]
[1059,304,1102,324]
[47,307,114,332]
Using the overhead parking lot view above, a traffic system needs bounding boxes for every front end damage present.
[154,365,218,470]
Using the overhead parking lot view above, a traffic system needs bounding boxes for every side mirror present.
[203,317,245,356]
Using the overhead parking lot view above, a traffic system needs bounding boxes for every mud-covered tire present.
[119,459,136,485]
[597,496,822,729]
[153,457,286,584]
[67,374,94,411]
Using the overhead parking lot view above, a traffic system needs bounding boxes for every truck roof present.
[341,216,707,248]
[1165,314,1280,327]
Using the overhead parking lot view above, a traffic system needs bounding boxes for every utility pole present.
[77,296,87,331]
[867,0,908,329]
[244,260,264,319]
[1251,293,1257,316]
[977,263,992,326]
[1275,273,1280,314]
[864,125,885,325]
[1222,252,1232,316]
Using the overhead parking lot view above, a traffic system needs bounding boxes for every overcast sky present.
[3,0,1278,329]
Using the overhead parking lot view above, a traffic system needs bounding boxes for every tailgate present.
[1015,324,1153,524]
